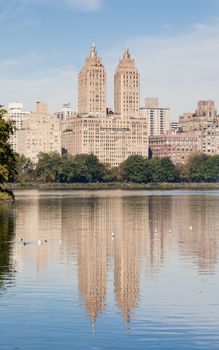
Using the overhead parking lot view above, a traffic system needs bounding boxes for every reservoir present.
[0,190,219,349]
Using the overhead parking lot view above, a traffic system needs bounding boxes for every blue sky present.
[1,0,219,119]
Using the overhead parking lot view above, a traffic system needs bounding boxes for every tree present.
[13,154,35,183]
[35,152,63,182]
[0,106,17,183]
[0,204,15,289]
[74,154,105,182]
[150,157,180,183]
[186,154,211,182]
[103,164,120,182]
[206,155,219,182]
[58,155,79,183]
[120,155,152,183]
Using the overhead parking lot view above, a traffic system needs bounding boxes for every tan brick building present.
[17,102,61,163]
[78,45,106,117]
[114,48,140,120]
[4,102,30,152]
[62,46,148,166]
[179,100,219,155]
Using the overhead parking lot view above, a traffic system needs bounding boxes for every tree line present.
[13,152,219,184]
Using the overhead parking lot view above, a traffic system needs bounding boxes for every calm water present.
[1,189,219,349]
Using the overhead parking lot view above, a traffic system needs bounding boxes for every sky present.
[1,0,219,119]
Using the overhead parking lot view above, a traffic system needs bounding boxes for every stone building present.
[62,46,148,166]
[78,44,107,117]
[114,48,140,120]
[4,102,30,152]
[179,100,219,155]
[17,102,61,163]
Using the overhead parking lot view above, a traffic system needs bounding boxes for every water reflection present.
[0,203,15,291]
[5,192,218,323]
[1,191,219,331]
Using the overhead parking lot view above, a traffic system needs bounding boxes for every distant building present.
[196,100,217,119]
[78,44,107,117]
[62,113,148,167]
[149,132,198,165]
[54,103,75,121]
[170,121,179,133]
[179,100,219,155]
[140,98,170,136]
[114,48,140,120]
[17,102,61,163]
[4,102,30,152]
[62,46,148,166]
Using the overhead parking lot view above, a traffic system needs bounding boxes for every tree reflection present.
[0,203,15,290]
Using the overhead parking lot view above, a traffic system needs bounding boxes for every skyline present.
[1,0,219,118]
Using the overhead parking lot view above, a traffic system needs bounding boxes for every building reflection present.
[6,191,219,324]
[176,195,219,273]
[12,192,62,272]
[61,197,108,322]
[113,198,147,322]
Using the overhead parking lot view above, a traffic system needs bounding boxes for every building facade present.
[54,103,75,121]
[78,45,107,117]
[149,132,199,165]
[114,49,140,120]
[62,46,148,166]
[4,102,29,152]
[140,98,170,136]
[179,100,219,155]
[62,114,148,167]
[17,102,61,163]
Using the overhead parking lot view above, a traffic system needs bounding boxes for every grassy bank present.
[7,182,219,191]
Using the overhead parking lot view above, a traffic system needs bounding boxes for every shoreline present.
[6,182,219,191]
[0,198,14,204]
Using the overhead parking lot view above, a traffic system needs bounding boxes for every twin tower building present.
[62,45,148,166]
[78,45,140,119]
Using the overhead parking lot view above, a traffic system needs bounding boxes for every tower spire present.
[90,43,97,58]
[123,48,130,60]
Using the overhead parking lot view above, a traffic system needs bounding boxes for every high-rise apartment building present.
[78,45,107,117]
[149,132,198,165]
[62,47,148,166]
[62,114,148,167]
[114,49,140,119]
[17,102,61,163]
[4,102,30,152]
[179,100,219,155]
[140,98,170,136]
